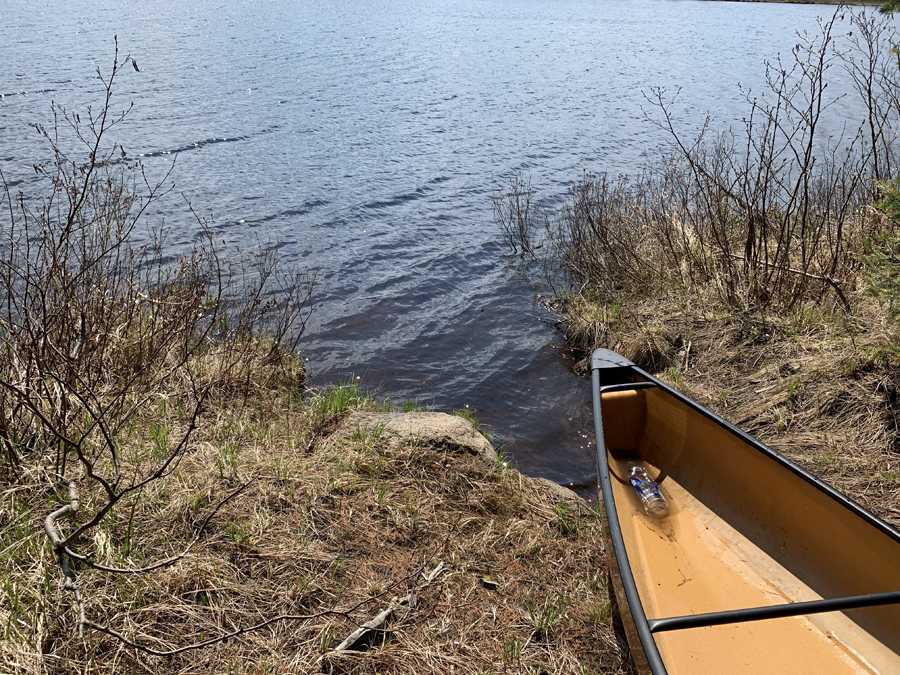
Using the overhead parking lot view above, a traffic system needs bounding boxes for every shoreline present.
[700,0,882,5]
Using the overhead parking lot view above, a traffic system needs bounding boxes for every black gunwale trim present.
[648,590,900,633]
[599,382,659,394]
[592,368,669,675]
[590,349,900,674]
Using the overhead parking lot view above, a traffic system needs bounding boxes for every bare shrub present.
[0,42,316,646]
[490,174,543,258]
[842,9,900,185]
[499,9,900,316]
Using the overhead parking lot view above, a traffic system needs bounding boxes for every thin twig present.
[64,477,255,574]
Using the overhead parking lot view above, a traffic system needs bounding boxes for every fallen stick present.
[329,560,445,654]
[423,560,446,583]
[332,593,414,652]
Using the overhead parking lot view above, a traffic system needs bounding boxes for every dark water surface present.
[0,0,871,496]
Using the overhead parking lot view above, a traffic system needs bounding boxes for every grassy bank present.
[0,377,627,674]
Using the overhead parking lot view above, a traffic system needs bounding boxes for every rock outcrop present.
[333,411,589,511]
[334,411,498,466]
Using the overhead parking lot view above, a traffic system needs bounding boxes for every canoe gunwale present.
[591,365,669,675]
[590,348,900,675]
[595,381,659,395]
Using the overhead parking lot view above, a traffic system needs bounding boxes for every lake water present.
[0,0,878,497]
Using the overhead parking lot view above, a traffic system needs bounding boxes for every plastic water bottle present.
[629,465,669,518]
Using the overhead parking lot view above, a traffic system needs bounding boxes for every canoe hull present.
[595,494,652,674]
[591,349,900,675]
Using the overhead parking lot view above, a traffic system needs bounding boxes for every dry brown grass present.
[0,380,627,675]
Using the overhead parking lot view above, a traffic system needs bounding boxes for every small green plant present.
[190,492,209,512]
[786,376,802,401]
[216,441,240,478]
[663,367,684,387]
[774,406,788,432]
[451,405,480,430]
[586,599,613,624]
[863,229,900,319]
[876,178,900,226]
[122,492,140,557]
[318,623,336,653]
[525,595,567,635]
[712,307,732,323]
[864,345,894,368]
[311,378,374,422]
[814,450,841,472]
[149,421,170,460]
[878,469,900,484]
[608,297,623,323]
[356,421,386,444]
[228,521,253,546]
[403,492,422,535]
[502,638,523,668]
[555,503,579,537]
[402,398,426,412]
[351,423,367,443]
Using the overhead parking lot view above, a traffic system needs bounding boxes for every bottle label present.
[630,477,662,499]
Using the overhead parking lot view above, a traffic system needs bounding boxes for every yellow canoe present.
[590,349,900,675]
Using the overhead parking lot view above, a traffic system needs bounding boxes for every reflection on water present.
[0,0,870,498]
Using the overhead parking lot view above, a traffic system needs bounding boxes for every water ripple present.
[0,88,55,98]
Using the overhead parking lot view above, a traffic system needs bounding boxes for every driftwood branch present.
[44,480,80,589]
[43,481,86,635]
[329,560,448,654]
[332,593,414,652]
[88,563,428,657]
[42,476,255,637]
[85,534,453,657]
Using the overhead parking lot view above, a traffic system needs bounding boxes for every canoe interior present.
[601,387,900,675]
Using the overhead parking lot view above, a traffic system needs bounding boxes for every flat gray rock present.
[335,412,498,465]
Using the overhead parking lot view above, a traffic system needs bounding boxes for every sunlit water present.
[0,0,877,497]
